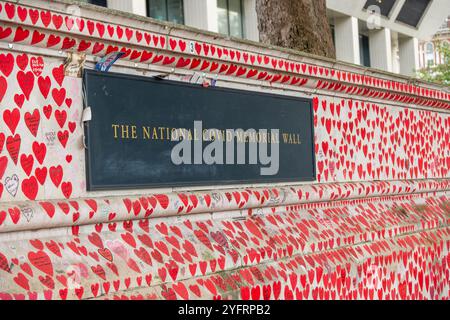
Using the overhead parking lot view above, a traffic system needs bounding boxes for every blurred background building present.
[77,0,450,76]
[418,16,449,69]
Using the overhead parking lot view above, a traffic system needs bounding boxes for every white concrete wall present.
[107,0,147,16]
[334,16,360,65]
[206,0,219,33]
[399,37,420,75]
[183,0,210,30]
[133,0,147,16]
[106,0,259,41]
[243,0,259,42]
[369,27,393,72]
[107,0,133,13]
[184,0,258,40]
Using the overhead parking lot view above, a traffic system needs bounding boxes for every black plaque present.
[83,70,316,190]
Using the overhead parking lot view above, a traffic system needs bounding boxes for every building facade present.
[78,0,450,76]
[327,0,450,76]
[419,16,450,69]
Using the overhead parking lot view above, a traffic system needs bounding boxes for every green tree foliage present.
[417,43,450,86]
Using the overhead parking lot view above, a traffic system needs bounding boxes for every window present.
[77,0,107,7]
[359,35,371,67]
[396,0,431,27]
[217,0,244,38]
[443,41,449,64]
[363,0,396,17]
[147,0,184,24]
[330,25,336,46]
[426,42,434,66]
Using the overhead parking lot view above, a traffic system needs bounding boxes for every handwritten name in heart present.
[4,174,20,197]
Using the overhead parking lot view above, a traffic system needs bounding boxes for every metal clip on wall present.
[81,107,92,149]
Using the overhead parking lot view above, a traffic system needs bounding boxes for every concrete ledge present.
[0,194,448,299]
[0,179,449,234]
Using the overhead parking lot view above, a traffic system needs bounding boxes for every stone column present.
[369,27,392,72]
[184,0,217,32]
[399,36,420,76]
[107,0,147,16]
[243,0,259,41]
[334,16,361,65]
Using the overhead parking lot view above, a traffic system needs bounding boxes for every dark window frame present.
[218,0,245,38]
[330,24,336,46]
[359,34,371,68]
[395,0,432,28]
[146,0,185,24]
[363,0,397,18]
[79,0,107,7]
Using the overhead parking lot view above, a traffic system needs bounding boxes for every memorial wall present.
[0,0,448,300]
